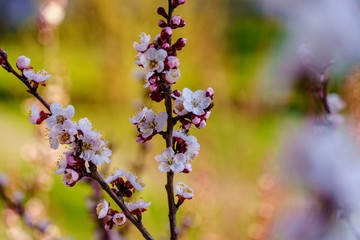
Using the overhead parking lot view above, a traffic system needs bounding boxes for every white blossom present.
[126,171,145,191]
[96,199,109,219]
[112,212,126,226]
[138,109,167,138]
[105,169,126,184]
[154,147,186,173]
[125,199,151,212]
[140,48,167,73]
[182,88,211,116]
[16,56,30,70]
[175,182,194,199]
[133,33,151,52]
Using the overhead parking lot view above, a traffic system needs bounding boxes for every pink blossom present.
[29,105,47,124]
[62,169,80,187]
[170,16,181,26]
[167,56,180,69]
[173,98,189,116]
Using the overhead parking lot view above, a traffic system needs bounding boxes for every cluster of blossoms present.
[131,0,214,207]
[129,107,167,143]
[95,169,151,230]
[29,102,112,187]
[173,87,214,129]
[96,199,126,231]
[1,0,213,237]
[16,55,51,88]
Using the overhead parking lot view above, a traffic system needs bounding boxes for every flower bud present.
[170,16,182,28]
[167,56,180,69]
[172,90,181,98]
[0,48,7,61]
[197,120,207,129]
[149,91,164,102]
[191,115,201,125]
[162,43,171,51]
[157,7,168,18]
[174,38,187,50]
[16,56,31,70]
[158,20,167,28]
[160,27,172,41]
[179,19,186,27]
[206,87,214,99]
[172,0,186,7]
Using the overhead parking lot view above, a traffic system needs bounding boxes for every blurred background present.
[0,0,357,239]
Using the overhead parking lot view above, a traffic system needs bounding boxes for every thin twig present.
[163,1,179,239]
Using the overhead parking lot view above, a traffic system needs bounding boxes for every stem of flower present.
[2,57,51,111]
[164,1,179,239]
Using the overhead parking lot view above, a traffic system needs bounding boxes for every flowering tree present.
[0,0,213,239]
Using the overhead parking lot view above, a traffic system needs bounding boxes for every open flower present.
[173,97,189,116]
[113,212,126,226]
[165,68,181,84]
[75,118,112,165]
[182,88,211,116]
[105,169,126,184]
[62,169,80,187]
[46,103,75,131]
[133,32,151,52]
[126,199,151,212]
[154,147,186,173]
[55,159,67,175]
[96,199,109,219]
[129,107,148,125]
[138,109,167,138]
[140,48,167,73]
[126,171,145,191]
[29,105,47,124]
[175,182,194,199]
[23,69,51,84]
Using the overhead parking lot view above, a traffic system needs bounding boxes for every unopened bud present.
[158,20,167,28]
[160,27,172,41]
[174,38,187,50]
[157,7,168,18]
[172,90,181,98]
[206,87,214,99]
[172,0,186,7]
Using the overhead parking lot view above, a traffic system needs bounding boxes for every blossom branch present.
[0,50,155,239]
[0,50,51,111]
[87,162,155,240]
[163,1,179,239]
